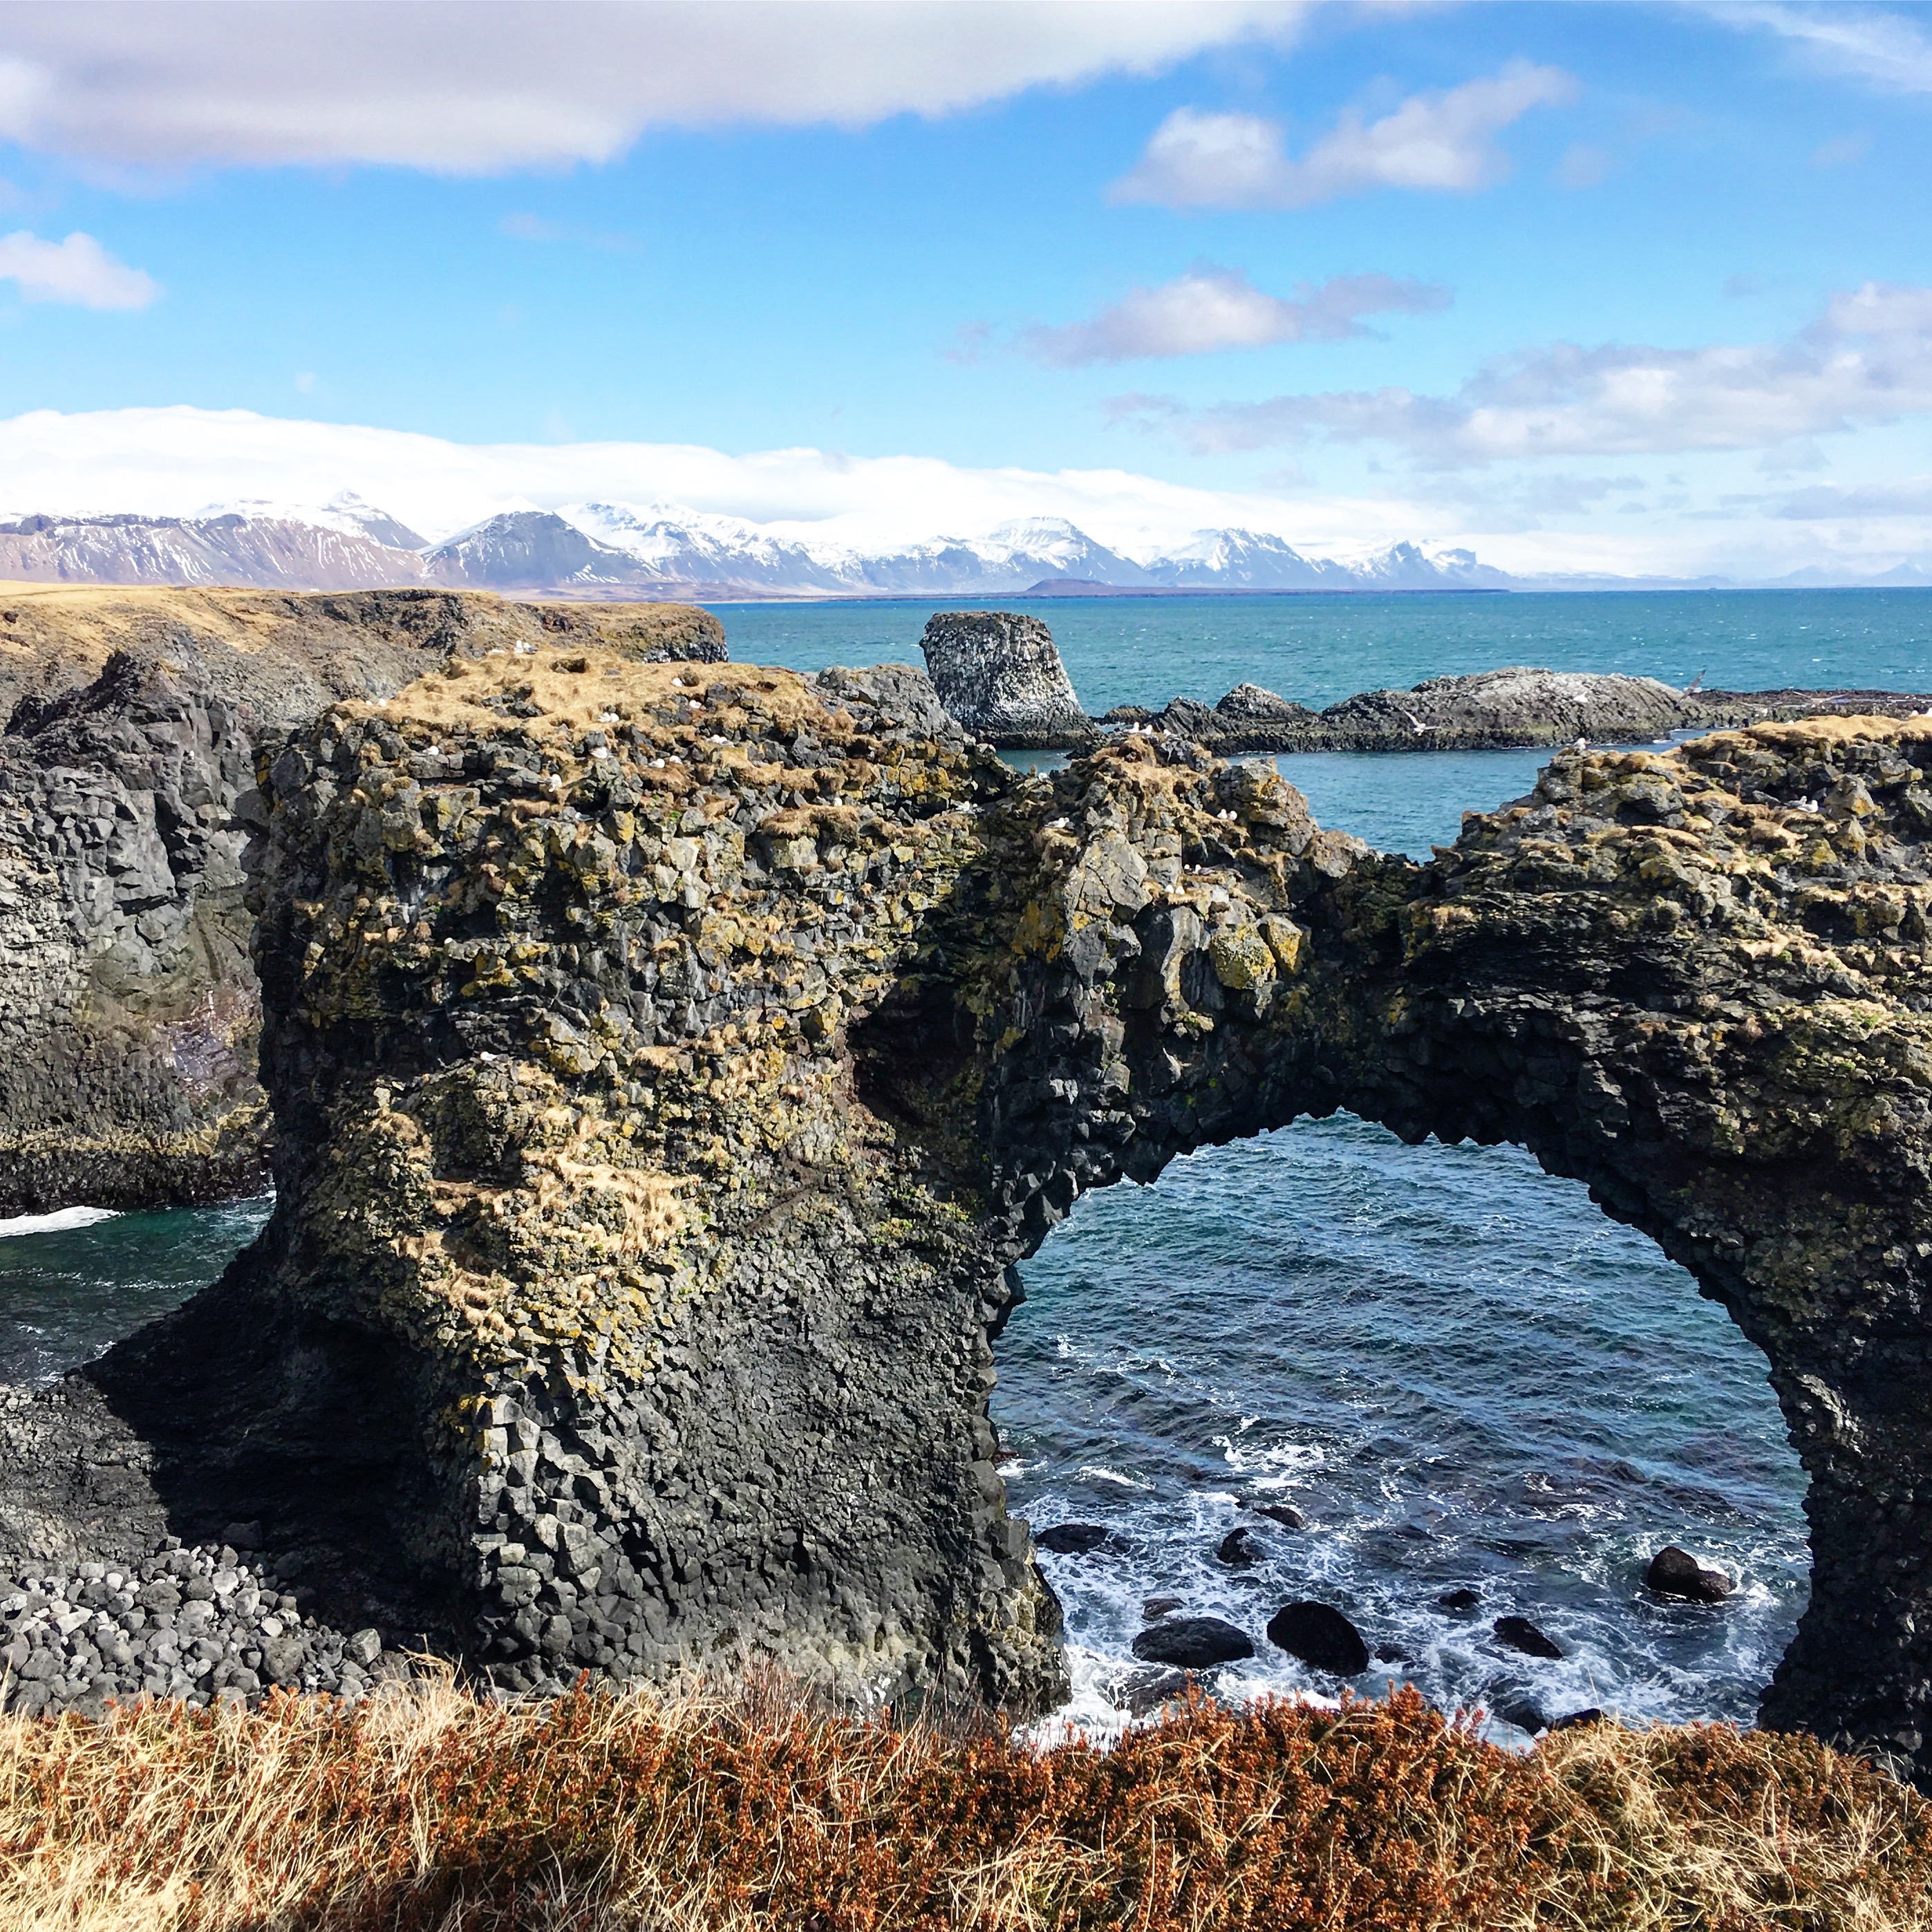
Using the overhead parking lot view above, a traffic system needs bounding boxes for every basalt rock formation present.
[0,590,724,1212]
[920,610,1096,751]
[1109,667,1932,754]
[8,656,1932,1779]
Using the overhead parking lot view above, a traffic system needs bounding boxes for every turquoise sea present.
[4,588,1929,1735]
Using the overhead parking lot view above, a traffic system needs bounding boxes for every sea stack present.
[919,610,1096,749]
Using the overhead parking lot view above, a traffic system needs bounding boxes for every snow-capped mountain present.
[423,510,659,589]
[0,495,1521,598]
[566,502,857,590]
[0,507,426,591]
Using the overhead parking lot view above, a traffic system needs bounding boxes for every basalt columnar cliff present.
[0,588,724,1212]
[4,641,1932,1781]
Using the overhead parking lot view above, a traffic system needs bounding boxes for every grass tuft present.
[0,1676,1924,1930]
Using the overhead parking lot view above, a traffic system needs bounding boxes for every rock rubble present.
[0,1536,411,1719]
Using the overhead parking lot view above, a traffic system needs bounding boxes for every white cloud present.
[0,1,1317,173]
[1116,281,1932,464]
[1112,60,1577,209]
[0,228,156,307]
[0,402,1449,556]
[1020,267,1449,366]
[1714,4,1932,95]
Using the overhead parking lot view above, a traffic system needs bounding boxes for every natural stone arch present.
[863,717,1932,1774]
[18,650,1928,1783]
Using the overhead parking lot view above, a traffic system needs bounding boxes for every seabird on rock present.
[1399,707,1432,736]
[1574,736,1588,753]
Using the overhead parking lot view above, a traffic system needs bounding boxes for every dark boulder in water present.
[1113,1666,1197,1715]
[1216,1527,1264,1567]
[1141,1596,1183,1620]
[1267,1601,1370,1675]
[1438,1588,1481,1613]
[1494,1615,1565,1660]
[1132,1617,1255,1669]
[1214,683,1320,726]
[1244,1499,1306,1530]
[1035,1523,1112,1555]
[1551,1707,1609,1731]
[1489,1693,1548,1736]
[1646,1546,1735,1602]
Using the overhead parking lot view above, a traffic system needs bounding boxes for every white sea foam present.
[1077,1465,1154,1490]
[0,1206,120,1239]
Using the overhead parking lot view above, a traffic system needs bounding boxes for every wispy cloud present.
[498,212,637,250]
[0,229,157,308]
[1112,282,1932,464]
[1712,3,1932,94]
[1762,476,1932,518]
[1020,267,1449,367]
[1111,60,1577,209]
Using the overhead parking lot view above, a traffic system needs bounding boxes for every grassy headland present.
[0,1679,1925,1930]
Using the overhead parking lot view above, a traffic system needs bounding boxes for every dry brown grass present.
[0,1675,1924,1932]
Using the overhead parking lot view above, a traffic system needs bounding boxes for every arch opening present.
[993,1115,1811,1741]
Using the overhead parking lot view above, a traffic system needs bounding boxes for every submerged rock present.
[1646,1546,1736,1603]
[919,610,1096,749]
[1267,1602,1370,1676]
[1113,1665,1197,1716]
[1132,1617,1255,1669]
[1216,1527,1264,1567]
[1493,1615,1565,1660]
[1035,1523,1112,1555]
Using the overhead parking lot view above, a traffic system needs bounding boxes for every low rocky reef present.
[2,643,1931,1783]
[916,608,1932,754]
[0,589,724,1213]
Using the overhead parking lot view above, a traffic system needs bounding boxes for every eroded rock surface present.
[12,659,1932,1776]
[920,610,1095,750]
[0,592,724,1211]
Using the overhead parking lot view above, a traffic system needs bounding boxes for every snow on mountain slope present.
[565,502,862,590]
[0,509,426,590]
[0,492,1518,597]
[423,510,660,588]
[199,491,429,551]
[1141,528,1354,588]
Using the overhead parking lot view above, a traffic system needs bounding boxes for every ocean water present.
[716,585,1932,715]
[6,589,1924,1733]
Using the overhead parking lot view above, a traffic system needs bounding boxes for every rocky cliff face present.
[0,654,264,1210]
[0,590,726,1212]
[920,611,1096,750]
[11,659,1932,1778]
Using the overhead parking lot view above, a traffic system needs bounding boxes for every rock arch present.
[26,651,1931,1782]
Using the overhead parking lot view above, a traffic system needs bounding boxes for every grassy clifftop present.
[1,1680,1926,1930]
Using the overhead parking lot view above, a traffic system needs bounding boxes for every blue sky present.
[0,1,1929,576]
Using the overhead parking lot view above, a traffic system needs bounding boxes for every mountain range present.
[0,496,1923,599]
[0,497,1510,599]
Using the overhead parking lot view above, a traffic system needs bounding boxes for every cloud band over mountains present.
[1115,282,1932,464]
